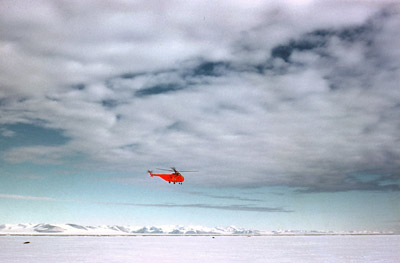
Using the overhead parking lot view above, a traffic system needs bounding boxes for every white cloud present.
[1,0,399,191]
[0,193,55,201]
[2,145,67,164]
[0,128,15,137]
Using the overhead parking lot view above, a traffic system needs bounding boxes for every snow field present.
[1,235,399,263]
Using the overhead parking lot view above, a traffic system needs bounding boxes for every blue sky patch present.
[0,123,70,151]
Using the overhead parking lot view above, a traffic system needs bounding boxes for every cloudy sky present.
[1,0,399,232]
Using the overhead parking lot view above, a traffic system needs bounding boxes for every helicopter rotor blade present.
[156,167,199,173]
[156,168,174,172]
[170,167,198,173]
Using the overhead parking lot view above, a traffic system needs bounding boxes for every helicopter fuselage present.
[148,170,184,184]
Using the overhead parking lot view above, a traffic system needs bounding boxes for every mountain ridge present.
[0,223,261,235]
[1,223,392,236]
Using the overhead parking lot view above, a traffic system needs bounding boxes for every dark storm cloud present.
[135,83,184,97]
[0,193,290,212]
[101,99,120,109]
[269,19,375,63]
[101,202,292,213]
[297,173,400,193]
[1,0,400,192]
[184,191,263,202]
[190,61,232,77]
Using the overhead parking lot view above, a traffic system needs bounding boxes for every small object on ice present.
[24,241,30,244]
[212,236,215,239]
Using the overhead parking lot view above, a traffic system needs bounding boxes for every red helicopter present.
[148,167,197,184]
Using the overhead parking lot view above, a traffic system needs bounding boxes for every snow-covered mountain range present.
[0,223,260,235]
[0,223,390,236]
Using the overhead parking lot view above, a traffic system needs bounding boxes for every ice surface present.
[1,235,399,263]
